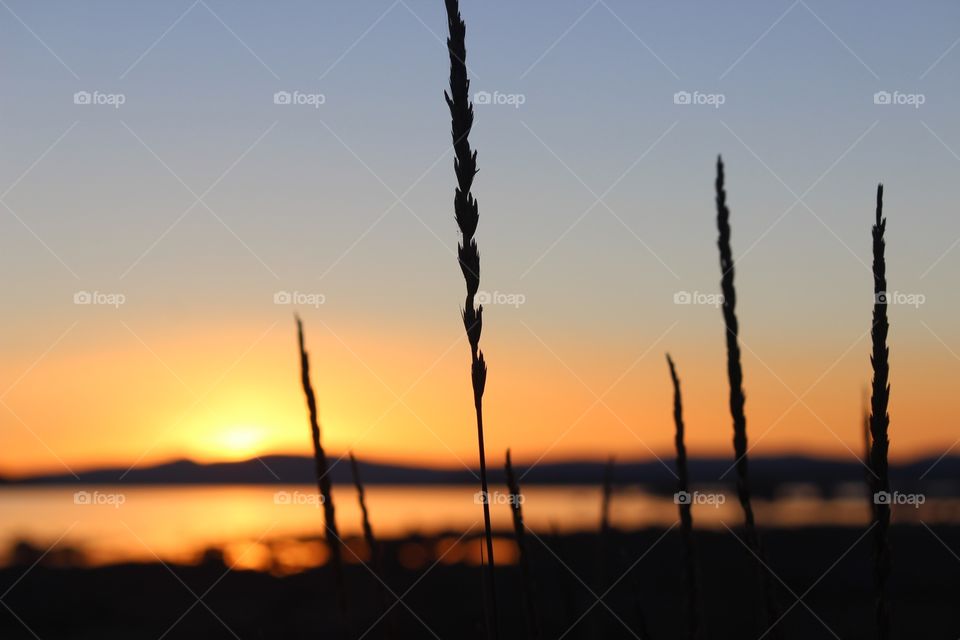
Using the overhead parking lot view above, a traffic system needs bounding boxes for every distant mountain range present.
[2,454,958,497]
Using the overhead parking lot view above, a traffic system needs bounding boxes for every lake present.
[1,484,955,570]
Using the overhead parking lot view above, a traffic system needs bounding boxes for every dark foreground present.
[2,525,958,639]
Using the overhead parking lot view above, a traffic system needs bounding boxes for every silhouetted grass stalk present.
[596,456,652,639]
[595,456,615,639]
[600,456,615,539]
[443,2,498,637]
[715,157,779,634]
[349,452,392,635]
[296,316,345,614]
[868,184,891,640]
[505,450,540,640]
[667,354,699,640]
[625,543,653,640]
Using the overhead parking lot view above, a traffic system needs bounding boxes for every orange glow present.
[223,541,272,572]
[270,539,329,576]
[0,316,957,478]
[207,426,269,460]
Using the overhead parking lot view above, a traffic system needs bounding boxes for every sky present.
[1,0,959,476]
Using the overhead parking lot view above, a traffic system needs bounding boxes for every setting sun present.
[212,426,269,460]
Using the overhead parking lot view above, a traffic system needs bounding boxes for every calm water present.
[1,484,955,570]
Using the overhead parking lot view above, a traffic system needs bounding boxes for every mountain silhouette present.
[3,454,958,497]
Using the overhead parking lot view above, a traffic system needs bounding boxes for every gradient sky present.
[1,0,959,476]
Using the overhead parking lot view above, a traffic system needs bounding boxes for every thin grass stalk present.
[868,183,891,640]
[443,2,498,638]
[600,456,615,539]
[597,459,653,640]
[550,523,579,638]
[595,456,614,640]
[667,354,699,640]
[349,452,392,637]
[624,544,653,640]
[296,316,345,615]
[505,450,540,640]
[349,452,380,571]
[715,157,779,634]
